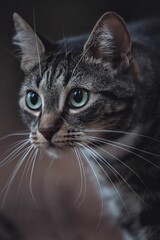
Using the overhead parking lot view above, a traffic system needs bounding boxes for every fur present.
[9,11,160,239]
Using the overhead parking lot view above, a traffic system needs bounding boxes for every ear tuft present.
[84,12,133,73]
[13,13,45,72]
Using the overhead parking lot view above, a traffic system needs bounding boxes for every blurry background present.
[0,0,160,239]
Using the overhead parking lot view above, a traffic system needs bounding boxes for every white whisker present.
[29,149,38,204]
[82,128,160,143]
[33,9,42,77]
[16,145,34,201]
[78,143,104,227]
[81,142,144,204]
[72,147,87,207]
[1,145,33,208]
[60,24,68,57]
[0,140,29,168]
[7,49,35,78]
[29,149,38,205]
[88,136,160,170]
[2,139,29,157]
[107,138,160,157]
[71,43,93,77]
[86,137,147,189]
[79,142,129,215]
[0,131,29,142]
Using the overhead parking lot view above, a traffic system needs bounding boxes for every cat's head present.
[13,12,137,158]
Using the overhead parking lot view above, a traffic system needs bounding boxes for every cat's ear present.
[13,13,45,72]
[84,12,133,73]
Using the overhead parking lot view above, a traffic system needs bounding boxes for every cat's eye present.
[68,88,89,108]
[26,91,42,111]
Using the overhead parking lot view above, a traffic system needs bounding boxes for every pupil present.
[30,92,38,105]
[73,90,82,103]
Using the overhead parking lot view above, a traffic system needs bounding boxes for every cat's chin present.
[45,146,60,159]
[46,145,70,160]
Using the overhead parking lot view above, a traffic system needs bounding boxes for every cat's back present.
[128,17,160,55]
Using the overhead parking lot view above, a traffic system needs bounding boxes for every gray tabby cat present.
[13,11,160,239]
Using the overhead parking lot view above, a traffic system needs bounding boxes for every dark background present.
[0,0,160,137]
[0,1,160,239]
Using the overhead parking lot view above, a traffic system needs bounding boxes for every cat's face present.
[14,12,137,159]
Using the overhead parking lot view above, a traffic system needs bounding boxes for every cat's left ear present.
[84,12,133,73]
[13,13,45,72]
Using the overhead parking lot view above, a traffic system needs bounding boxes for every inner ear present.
[13,13,45,72]
[83,12,133,73]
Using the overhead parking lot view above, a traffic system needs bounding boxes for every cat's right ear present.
[83,12,133,74]
[13,13,45,72]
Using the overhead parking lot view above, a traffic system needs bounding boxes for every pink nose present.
[39,128,54,141]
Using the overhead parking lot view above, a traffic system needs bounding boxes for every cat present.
[9,11,160,239]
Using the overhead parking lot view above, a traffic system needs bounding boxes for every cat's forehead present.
[42,60,67,87]
[32,53,88,88]
[23,50,113,94]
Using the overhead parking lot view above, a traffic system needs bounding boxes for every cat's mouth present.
[29,130,82,154]
[30,135,65,158]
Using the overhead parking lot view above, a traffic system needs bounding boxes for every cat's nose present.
[39,128,54,141]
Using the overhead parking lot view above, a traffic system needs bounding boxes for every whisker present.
[108,138,160,158]
[29,148,39,204]
[82,128,160,143]
[0,131,29,142]
[60,23,68,57]
[1,145,33,208]
[48,158,55,169]
[6,48,21,63]
[16,145,35,201]
[33,8,42,77]
[87,136,160,170]
[71,43,93,77]
[7,48,34,78]
[81,142,144,204]
[72,147,87,207]
[41,149,55,171]
[82,140,125,187]
[85,137,147,189]
[2,145,32,191]
[2,139,29,157]
[72,147,84,202]
[79,142,129,215]
[79,145,104,228]
[0,140,29,168]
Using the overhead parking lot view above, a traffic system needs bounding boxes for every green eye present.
[26,91,42,110]
[68,88,89,108]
